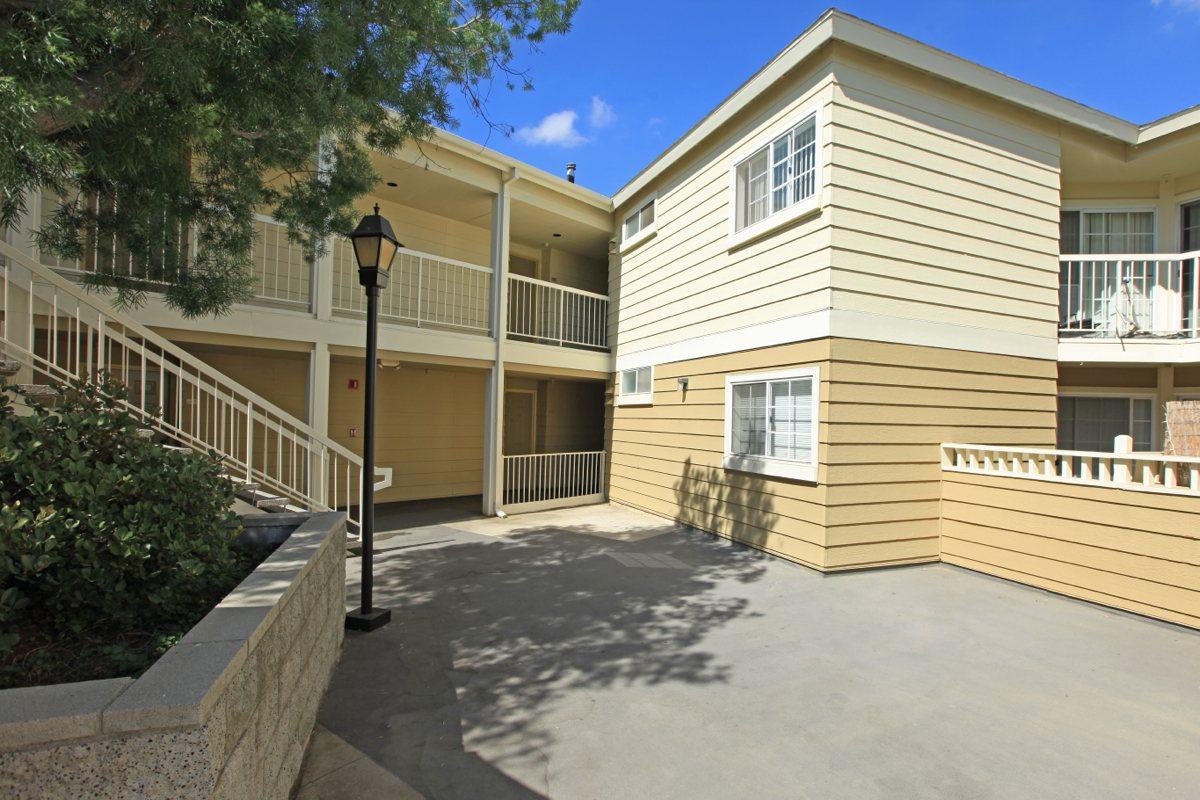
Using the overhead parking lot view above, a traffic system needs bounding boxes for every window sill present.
[620,227,657,255]
[616,392,653,407]
[727,198,821,253]
[722,454,816,483]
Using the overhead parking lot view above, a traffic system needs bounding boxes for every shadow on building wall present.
[673,456,780,554]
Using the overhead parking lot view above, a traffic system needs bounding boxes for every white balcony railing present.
[507,275,609,350]
[331,239,492,334]
[1059,251,1200,337]
[37,194,312,309]
[941,440,1200,497]
[0,239,388,534]
[249,215,310,307]
[503,450,606,512]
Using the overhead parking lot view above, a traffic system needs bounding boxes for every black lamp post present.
[344,204,400,632]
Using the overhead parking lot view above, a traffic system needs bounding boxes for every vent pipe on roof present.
[566,162,576,183]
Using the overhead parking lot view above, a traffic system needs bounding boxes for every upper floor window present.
[623,198,656,244]
[1182,201,1200,252]
[733,114,817,234]
[1059,210,1154,255]
[617,365,653,405]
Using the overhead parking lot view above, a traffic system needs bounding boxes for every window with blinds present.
[1183,201,1200,252]
[1057,395,1155,452]
[725,368,818,481]
[733,114,817,234]
[1059,210,1155,255]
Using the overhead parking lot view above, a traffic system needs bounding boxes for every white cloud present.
[589,96,617,128]
[515,110,587,147]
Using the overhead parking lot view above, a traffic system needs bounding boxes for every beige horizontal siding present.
[329,360,486,503]
[822,339,1057,570]
[608,341,832,569]
[827,50,1061,340]
[940,472,1200,629]
[611,63,838,357]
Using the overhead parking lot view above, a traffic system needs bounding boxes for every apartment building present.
[1,11,1197,612]
[609,11,1200,573]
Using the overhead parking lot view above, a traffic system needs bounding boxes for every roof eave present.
[612,9,1149,208]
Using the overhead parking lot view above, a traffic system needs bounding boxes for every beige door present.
[504,390,536,455]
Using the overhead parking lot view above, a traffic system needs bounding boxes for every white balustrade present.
[941,438,1200,497]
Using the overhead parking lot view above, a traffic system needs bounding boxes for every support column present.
[313,237,335,321]
[307,341,331,504]
[482,170,515,515]
[1157,364,1175,450]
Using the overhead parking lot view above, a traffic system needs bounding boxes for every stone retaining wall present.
[0,512,347,799]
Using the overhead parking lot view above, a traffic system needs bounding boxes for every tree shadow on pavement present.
[319,507,770,799]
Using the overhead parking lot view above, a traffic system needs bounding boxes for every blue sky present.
[448,1,1200,196]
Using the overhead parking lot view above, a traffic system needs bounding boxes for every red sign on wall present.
[347,379,360,390]
[348,427,359,438]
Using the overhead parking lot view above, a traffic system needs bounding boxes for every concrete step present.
[255,497,292,512]
[12,384,60,406]
[0,359,21,377]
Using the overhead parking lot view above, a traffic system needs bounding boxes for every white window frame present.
[1180,195,1200,252]
[617,365,654,406]
[727,106,821,249]
[621,196,657,251]
[723,367,819,482]
[1060,206,1158,255]
[1056,391,1158,451]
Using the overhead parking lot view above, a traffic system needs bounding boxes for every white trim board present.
[723,366,820,484]
[613,308,1056,371]
[1058,338,1200,365]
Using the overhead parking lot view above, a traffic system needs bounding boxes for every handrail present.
[506,274,609,350]
[1058,250,1200,337]
[331,239,492,334]
[1058,250,1200,262]
[0,238,388,532]
[503,450,606,509]
[394,245,492,274]
[508,273,609,300]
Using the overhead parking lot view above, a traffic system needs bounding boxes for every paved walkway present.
[318,502,1200,799]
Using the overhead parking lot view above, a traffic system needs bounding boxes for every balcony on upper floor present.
[1059,251,1200,339]
[329,237,609,351]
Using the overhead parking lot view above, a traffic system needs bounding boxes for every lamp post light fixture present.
[344,204,400,632]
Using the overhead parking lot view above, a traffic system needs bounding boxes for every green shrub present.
[0,376,242,653]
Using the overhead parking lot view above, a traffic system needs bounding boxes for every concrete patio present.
[314,502,1200,799]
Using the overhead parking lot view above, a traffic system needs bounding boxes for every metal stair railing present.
[0,239,389,534]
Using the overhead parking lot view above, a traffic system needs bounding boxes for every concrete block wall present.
[0,513,347,800]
